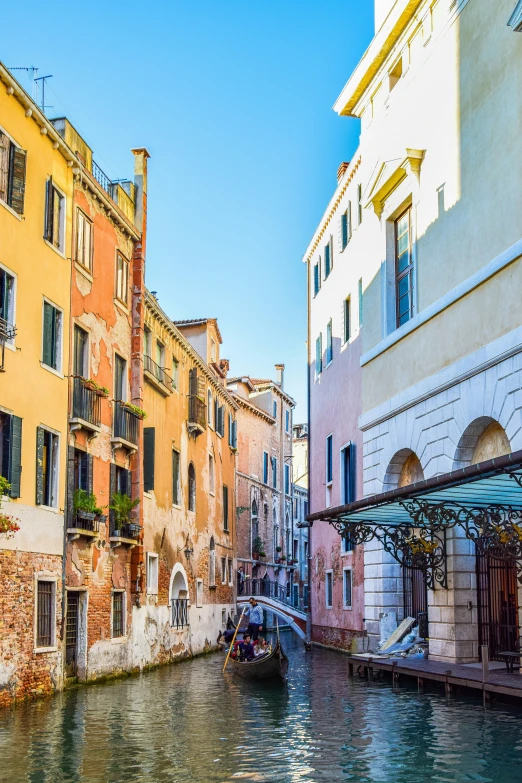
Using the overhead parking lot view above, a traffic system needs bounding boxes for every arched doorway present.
[169,563,189,629]
[455,418,518,659]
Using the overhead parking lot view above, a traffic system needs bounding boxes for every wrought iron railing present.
[113,402,140,446]
[247,578,294,608]
[171,598,189,629]
[92,160,114,196]
[188,395,206,430]
[144,354,173,388]
[0,316,16,341]
[71,377,102,427]
[69,512,101,534]
[109,519,141,540]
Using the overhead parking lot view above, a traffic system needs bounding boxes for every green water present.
[1,633,522,782]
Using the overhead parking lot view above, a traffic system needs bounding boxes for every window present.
[284,464,290,496]
[228,558,233,585]
[293,539,298,561]
[155,340,165,368]
[188,462,196,512]
[0,131,26,214]
[303,585,309,609]
[115,252,129,304]
[228,413,237,448]
[221,557,227,584]
[210,337,217,363]
[326,434,333,485]
[112,591,125,638]
[358,279,363,328]
[326,319,333,365]
[252,499,259,542]
[208,390,213,429]
[172,357,179,390]
[223,485,229,531]
[395,206,414,327]
[263,452,269,484]
[0,267,15,335]
[324,238,332,278]
[72,447,91,496]
[209,537,216,587]
[357,183,363,225]
[215,401,225,437]
[342,532,354,554]
[341,206,351,250]
[143,427,155,492]
[0,412,22,498]
[73,324,88,377]
[36,580,55,648]
[209,454,215,494]
[36,427,59,508]
[42,301,62,372]
[114,354,126,401]
[341,442,356,504]
[285,410,290,433]
[273,399,277,419]
[75,209,93,270]
[315,334,322,377]
[271,456,277,489]
[325,571,333,608]
[313,259,321,296]
[343,297,351,344]
[389,56,403,91]
[196,578,203,608]
[44,179,65,253]
[304,540,309,563]
[144,326,152,358]
[343,568,353,608]
[172,449,180,505]
[146,553,159,594]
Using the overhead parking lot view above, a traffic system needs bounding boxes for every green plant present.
[252,536,264,555]
[122,402,147,419]
[73,489,104,516]
[84,378,110,396]
[109,492,140,529]
[276,545,282,552]
[259,551,266,558]
[281,555,287,561]
[0,477,19,538]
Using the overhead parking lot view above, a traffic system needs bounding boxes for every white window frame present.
[146,552,159,595]
[228,557,233,586]
[34,575,58,653]
[221,556,227,585]
[0,262,17,349]
[41,297,64,376]
[325,570,333,609]
[40,426,60,510]
[75,207,93,272]
[115,251,130,306]
[44,179,67,257]
[343,567,353,609]
[172,356,179,391]
[111,589,127,640]
[196,578,203,608]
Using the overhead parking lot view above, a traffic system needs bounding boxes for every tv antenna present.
[9,67,39,100]
[34,75,53,114]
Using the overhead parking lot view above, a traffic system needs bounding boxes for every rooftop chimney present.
[275,364,285,388]
[337,161,350,184]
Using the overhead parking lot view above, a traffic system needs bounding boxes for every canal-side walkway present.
[349,654,522,700]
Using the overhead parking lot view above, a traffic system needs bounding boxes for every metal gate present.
[66,592,79,677]
[403,566,428,625]
[477,552,519,661]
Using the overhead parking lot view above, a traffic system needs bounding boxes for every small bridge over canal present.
[237,578,308,642]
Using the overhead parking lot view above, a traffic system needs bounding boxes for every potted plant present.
[121,402,147,419]
[82,378,110,398]
[280,555,287,563]
[109,492,140,537]
[0,476,20,539]
[73,489,104,524]
[252,535,264,561]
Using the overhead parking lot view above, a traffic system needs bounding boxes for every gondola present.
[228,638,289,681]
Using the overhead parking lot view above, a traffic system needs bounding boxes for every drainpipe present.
[306,257,312,651]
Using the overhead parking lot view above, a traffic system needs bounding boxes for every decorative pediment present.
[508,1,522,31]
[365,148,425,218]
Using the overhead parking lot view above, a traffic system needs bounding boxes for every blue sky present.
[3,1,374,419]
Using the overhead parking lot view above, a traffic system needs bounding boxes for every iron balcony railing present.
[109,518,141,541]
[188,395,206,430]
[0,316,16,341]
[171,598,189,629]
[92,160,114,196]
[69,512,101,534]
[113,402,140,446]
[143,354,173,389]
[247,578,293,608]
[71,377,102,427]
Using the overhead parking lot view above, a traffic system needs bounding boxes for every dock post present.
[481,645,490,707]
[348,662,354,678]
[417,677,424,691]
[392,661,399,689]
[445,670,452,698]
[368,657,374,681]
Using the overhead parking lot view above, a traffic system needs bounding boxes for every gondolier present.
[244,597,263,641]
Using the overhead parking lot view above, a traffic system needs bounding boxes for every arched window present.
[251,498,259,541]
[188,462,196,512]
[169,563,190,629]
[209,536,216,587]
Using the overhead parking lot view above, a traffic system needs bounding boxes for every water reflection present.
[2,634,522,782]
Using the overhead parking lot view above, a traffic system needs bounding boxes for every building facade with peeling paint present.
[0,64,75,706]
[140,303,238,662]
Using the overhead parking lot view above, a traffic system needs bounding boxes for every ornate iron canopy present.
[309,451,522,587]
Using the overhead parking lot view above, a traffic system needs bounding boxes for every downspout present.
[306,256,312,651]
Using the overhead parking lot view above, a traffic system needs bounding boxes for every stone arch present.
[383,449,425,492]
[169,562,189,602]
[452,417,511,470]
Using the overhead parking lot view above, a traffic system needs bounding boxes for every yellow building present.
[0,63,77,706]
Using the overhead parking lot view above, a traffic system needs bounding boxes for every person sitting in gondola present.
[238,633,255,661]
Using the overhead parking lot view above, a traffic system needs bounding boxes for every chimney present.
[131,147,150,235]
[275,363,285,388]
[337,161,350,184]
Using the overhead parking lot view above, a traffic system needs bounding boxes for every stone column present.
[364,536,404,647]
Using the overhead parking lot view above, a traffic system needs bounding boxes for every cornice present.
[231,393,275,423]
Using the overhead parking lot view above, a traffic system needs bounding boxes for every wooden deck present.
[348,654,522,701]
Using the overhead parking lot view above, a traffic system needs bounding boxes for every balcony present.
[111,402,140,454]
[0,316,16,372]
[69,377,102,434]
[171,598,189,629]
[143,354,173,396]
[188,395,206,436]
[109,518,141,548]
[67,511,102,543]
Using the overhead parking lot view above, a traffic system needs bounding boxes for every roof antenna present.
[9,67,39,101]
[34,74,53,114]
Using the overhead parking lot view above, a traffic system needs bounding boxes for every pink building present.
[304,162,366,652]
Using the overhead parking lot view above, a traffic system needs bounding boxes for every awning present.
[307,450,522,588]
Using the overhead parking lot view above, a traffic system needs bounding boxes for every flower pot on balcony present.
[128,522,141,537]
[252,552,259,561]
[77,510,97,523]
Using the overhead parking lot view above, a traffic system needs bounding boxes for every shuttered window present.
[115,252,129,304]
[324,238,333,278]
[341,206,351,250]
[143,427,155,492]
[343,297,351,344]
[215,403,225,437]
[263,452,269,484]
[75,209,93,271]
[112,592,125,638]
[326,319,333,365]
[188,462,196,512]
[36,581,55,648]
[0,267,15,332]
[36,427,59,508]
[223,485,229,532]
[0,412,22,498]
[271,456,277,489]
[44,178,65,252]
[325,571,333,608]
[313,259,321,296]
[73,324,88,377]
[172,449,180,505]
[343,569,352,608]
[341,441,356,504]
[284,464,290,496]
[326,434,333,485]
[315,334,322,377]
[0,132,27,215]
[42,301,62,371]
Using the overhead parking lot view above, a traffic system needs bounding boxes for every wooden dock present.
[347,654,522,702]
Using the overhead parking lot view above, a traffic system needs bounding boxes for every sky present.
[2,1,374,419]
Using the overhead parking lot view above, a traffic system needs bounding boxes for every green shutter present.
[172,449,180,505]
[44,177,54,242]
[8,415,22,498]
[143,427,155,492]
[35,426,45,505]
[42,302,55,368]
[8,146,27,215]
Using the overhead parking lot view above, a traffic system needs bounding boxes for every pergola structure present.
[307,451,522,590]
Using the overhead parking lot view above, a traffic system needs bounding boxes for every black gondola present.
[228,639,289,681]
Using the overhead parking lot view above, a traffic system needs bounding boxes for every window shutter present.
[8,146,27,215]
[125,468,132,498]
[337,215,343,251]
[42,302,55,367]
[79,450,89,491]
[0,134,9,203]
[341,298,345,344]
[233,419,237,449]
[67,446,75,524]
[44,178,54,241]
[330,235,334,272]
[87,453,94,495]
[349,442,356,503]
[143,427,155,492]
[35,427,45,505]
[8,415,22,498]
[214,397,218,430]
[109,463,116,529]
[347,201,352,241]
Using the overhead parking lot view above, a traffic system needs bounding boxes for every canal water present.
[2,633,522,783]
